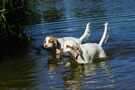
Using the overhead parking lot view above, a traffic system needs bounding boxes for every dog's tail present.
[79,22,91,42]
[99,22,109,47]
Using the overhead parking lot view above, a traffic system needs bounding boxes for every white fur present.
[43,22,91,54]
[99,22,108,46]
[44,37,53,48]
[61,22,108,64]
[79,22,91,41]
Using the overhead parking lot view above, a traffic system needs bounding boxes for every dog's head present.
[43,36,58,48]
[61,40,80,59]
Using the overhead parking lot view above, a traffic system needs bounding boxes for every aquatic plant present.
[0,0,36,40]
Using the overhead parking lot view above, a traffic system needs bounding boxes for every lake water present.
[0,0,135,89]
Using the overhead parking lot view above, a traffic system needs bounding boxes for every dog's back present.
[80,43,106,63]
[57,37,81,48]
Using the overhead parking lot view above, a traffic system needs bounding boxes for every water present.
[0,0,135,89]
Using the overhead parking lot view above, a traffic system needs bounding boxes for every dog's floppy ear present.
[53,38,58,48]
[43,40,46,45]
[48,36,58,48]
[43,37,47,45]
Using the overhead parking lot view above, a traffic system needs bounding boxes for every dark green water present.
[0,0,135,89]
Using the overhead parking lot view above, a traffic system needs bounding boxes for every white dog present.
[43,22,91,54]
[61,22,108,64]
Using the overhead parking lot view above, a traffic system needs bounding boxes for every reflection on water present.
[0,0,135,89]
[46,59,114,89]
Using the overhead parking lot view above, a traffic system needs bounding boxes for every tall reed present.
[0,0,36,40]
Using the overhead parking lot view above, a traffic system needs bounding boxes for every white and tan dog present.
[61,22,108,64]
[43,22,91,54]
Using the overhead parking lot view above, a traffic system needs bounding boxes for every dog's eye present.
[49,40,52,43]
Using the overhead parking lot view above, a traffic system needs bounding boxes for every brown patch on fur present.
[60,48,64,52]
[43,36,58,48]
[43,40,46,45]
[49,36,58,48]
[66,45,78,51]
[66,45,80,58]
[62,38,65,41]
